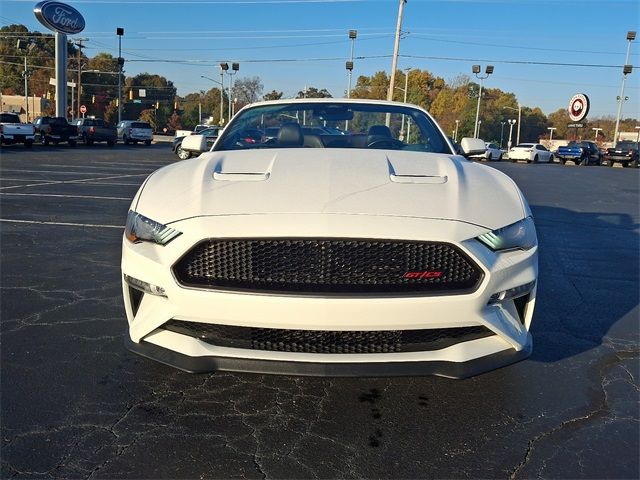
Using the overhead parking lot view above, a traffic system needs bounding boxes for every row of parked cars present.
[469,139,639,168]
[0,112,154,147]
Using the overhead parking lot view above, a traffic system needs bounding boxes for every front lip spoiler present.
[125,336,532,379]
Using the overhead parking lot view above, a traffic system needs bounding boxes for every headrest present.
[277,123,304,146]
[367,125,392,137]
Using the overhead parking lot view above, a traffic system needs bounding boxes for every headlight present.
[477,217,536,252]
[124,210,181,245]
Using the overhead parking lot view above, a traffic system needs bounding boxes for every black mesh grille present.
[163,320,494,354]
[172,238,483,295]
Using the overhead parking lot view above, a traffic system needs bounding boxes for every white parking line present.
[41,162,167,169]
[0,178,141,186]
[0,173,147,190]
[1,169,146,176]
[0,218,123,229]
[0,193,131,201]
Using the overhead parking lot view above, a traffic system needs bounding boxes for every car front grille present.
[172,238,483,295]
[163,320,494,354]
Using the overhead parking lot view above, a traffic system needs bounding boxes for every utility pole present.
[387,0,407,103]
[116,28,124,122]
[346,30,357,98]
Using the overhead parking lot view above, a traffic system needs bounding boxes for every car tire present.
[533,155,539,163]
[43,137,49,146]
[83,133,88,145]
[497,153,502,161]
[123,135,130,145]
[145,140,151,146]
[177,145,191,160]
[548,154,554,163]
[69,140,77,147]
[107,140,115,147]
[24,140,33,148]
[622,162,629,168]
[631,159,639,168]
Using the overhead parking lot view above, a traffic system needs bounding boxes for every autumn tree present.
[296,86,332,98]
[263,90,283,101]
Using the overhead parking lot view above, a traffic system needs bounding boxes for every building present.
[0,94,49,122]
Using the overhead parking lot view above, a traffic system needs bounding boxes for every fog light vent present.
[488,281,535,305]
[124,274,167,297]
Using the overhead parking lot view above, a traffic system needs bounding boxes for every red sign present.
[568,94,589,122]
[80,104,87,114]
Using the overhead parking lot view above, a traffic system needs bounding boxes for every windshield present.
[132,122,151,129]
[0,113,20,123]
[214,101,450,153]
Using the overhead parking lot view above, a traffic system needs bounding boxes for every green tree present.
[263,90,283,101]
[296,86,332,98]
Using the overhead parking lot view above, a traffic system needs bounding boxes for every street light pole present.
[507,119,516,151]
[500,121,506,148]
[454,120,459,142]
[472,64,494,138]
[116,27,124,123]
[613,31,636,147]
[219,63,229,123]
[75,38,87,118]
[346,30,357,98]
[16,40,33,122]
[547,127,557,148]
[592,127,603,141]
[230,63,239,117]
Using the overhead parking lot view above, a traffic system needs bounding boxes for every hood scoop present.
[386,157,448,184]
[212,152,276,182]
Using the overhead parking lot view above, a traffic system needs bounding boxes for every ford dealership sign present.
[34,1,85,35]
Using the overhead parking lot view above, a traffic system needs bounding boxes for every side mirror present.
[181,134,208,154]
[459,137,487,158]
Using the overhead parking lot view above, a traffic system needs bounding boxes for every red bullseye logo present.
[568,93,590,122]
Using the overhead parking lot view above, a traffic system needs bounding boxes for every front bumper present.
[122,214,538,377]
[125,334,532,378]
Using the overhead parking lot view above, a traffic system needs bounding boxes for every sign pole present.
[54,32,67,118]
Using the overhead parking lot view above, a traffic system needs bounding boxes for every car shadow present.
[528,204,639,363]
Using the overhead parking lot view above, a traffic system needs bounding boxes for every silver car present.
[116,120,153,145]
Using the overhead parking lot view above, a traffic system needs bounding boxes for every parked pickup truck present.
[0,112,35,147]
[33,116,78,146]
[603,141,639,168]
[73,118,117,146]
[556,141,601,166]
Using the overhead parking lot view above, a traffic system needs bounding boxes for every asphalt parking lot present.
[1,144,638,479]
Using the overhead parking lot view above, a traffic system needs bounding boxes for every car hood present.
[135,148,527,230]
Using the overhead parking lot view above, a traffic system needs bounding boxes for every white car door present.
[535,144,551,162]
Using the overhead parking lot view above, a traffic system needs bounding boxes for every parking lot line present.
[0,173,148,191]
[0,218,123,228]
[0,193,132,201]
[1,168,148,176]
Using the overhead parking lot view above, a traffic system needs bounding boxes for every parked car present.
[33,116,78,146]
[116,121,153,145]
[172,126,221,159]
[0,112,35,147]
[73,118,117,146]
[604,141,639,168]
[556,141,601,165]
[122,99,537,378]
[508,143,554,163]
[471,142,502,161]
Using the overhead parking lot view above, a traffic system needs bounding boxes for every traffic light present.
[128,90,133,100]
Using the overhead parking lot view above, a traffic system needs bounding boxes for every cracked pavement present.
[1,144,638,479]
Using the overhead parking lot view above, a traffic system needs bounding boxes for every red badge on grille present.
[403,271,443,279]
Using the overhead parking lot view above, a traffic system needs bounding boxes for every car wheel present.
[561,159,566,165]
[177,145,191,160]
[631,159,639,168]
[43,137,49,146]
[497,153,502,161]
[68,140,77,147]
[123,135,130,145]
[107,140,115,147]
[548,154,554,163]
[145,140,151,146]
[83,133,88,145]
[24,140,33,148]
[533,155,539,163]
[622,162,629,168]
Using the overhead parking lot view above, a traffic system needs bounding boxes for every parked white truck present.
[0,112,35,147]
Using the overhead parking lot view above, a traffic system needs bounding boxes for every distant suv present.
[604,141,639,168]
[116,120,153,145]
[74,118,117,146]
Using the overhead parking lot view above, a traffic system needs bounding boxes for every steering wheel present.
[367,138,404,149]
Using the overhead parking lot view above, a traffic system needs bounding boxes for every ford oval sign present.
[34,1,85,35]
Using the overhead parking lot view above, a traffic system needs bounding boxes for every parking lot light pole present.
[613,31,636,147]
[230,63,239,117]
[16,40,33,122]
[547,127,556,148]
[500,121,506,148]
[201,75,225,124]
[454,119,459,142]
[116,27,124,123]
[346,30,357,98]
[219,63,229,123]
[472,64,493,138]
[592,127,603,141]
[507,119,516,151]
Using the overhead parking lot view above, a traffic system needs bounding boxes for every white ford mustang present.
[122,99,538,378]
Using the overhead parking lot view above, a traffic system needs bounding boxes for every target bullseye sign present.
[568,93,590,122]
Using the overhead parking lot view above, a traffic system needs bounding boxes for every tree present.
[296,86,332,98]
[263,90,283,101]
[167,112,181,132]
[233,76,263,109]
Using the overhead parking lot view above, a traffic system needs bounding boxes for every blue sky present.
[2,0,639,118]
